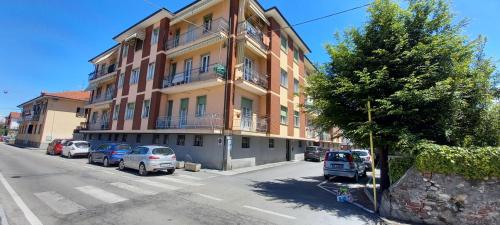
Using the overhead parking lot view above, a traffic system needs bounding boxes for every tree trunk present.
[380,145,390,191]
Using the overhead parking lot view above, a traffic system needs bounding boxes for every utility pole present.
[367,100,377,212]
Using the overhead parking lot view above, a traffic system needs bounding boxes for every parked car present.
[88,143,131,167]
[323,150,366,182]
[62,141,90,158]
[46,139,71,155]
[119,145,176,176]
[304,146,328,161]
[352,149,372,170]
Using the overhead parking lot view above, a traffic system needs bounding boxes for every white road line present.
[75,186,128,204]
[176,174,202,180]
[110,182,158,195]
[155,176,203,186]
[242,205,296,220]
[0,172,43,225]
[34,191,86,215]
[134,179,179,190]
[197,193,223,201]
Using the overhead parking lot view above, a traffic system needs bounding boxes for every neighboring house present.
[4,112,21,137]
[16,91,89,149]
[82,0,340,170]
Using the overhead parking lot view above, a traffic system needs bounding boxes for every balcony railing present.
[90,91,114,104]
[88,64,116,81]
[88,120,110,130]
[235,116,268,133]
[156,113,223,130]
[239,67,268,89]
[162,63,226,88]
[238,21,268,50]
[166,18,229,50]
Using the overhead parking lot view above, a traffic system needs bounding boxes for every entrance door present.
[241,97,253,131]
[179,98,189,128]
[286,139,291,161]
[183,59,193,83]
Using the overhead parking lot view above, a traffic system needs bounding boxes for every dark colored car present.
[305,146,328,161]
[88,143,132,167]
[46,139,71,155]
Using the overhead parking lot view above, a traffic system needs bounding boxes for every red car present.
[46,139,71,155]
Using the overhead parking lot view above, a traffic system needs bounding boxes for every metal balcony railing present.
[166,18,229,50]
[236,116,268,132]
[239,67,268,89]
[156,113,223,130]
[88,120,110,130]
[162,64,226,88]
[90,91,114,104]
[88,64,116,81]
[238,21,268,50]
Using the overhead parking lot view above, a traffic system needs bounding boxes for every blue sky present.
[0,0,499,117]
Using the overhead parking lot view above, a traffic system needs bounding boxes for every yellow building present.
[16,91,89,149]
[82,0,339,169]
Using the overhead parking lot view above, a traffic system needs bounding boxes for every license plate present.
[161,163,171,167]
[333,164,343,169]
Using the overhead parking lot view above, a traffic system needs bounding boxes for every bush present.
[389,156,415,184]
[415,143,500,179]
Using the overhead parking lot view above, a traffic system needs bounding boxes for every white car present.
[62,141,90,158]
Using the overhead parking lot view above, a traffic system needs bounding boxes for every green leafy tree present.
[305,0,498,190]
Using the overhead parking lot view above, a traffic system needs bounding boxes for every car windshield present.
[306,147,318,152]
[117,144,131,150]
[354,151,368,156]
[152,147,174,155]
[75,142,89,148]
[327,152,351,162]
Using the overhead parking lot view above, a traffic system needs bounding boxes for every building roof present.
[17,91,90,107]
[8,112,21,119]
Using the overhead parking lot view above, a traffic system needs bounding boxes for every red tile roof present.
[42,91,90,101]
[8,112,21,119]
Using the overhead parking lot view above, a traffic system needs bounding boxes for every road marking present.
[155,176,203,186]
[0,172,43,225]
[34,191,86,215]
[176,174,202,180]
[110,182,158,195]
[197,193,223,201]
[75,186,128,204]
[134,179,179,190]
[242,205,296,220]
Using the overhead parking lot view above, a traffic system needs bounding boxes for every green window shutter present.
[241,97,252,109]
[197,96,206,105]
[180,98,189,110]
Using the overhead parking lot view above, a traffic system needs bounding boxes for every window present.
[280,106,288,125]
[298,140,303,148]
[130,68,140,84]
[98,134,102,140]
[269,139,275,148]
[193,135,203,146]
[280,69,288,87]
[153,134,160,144]
[76,107,82,114]
[91,112,98,124]
[294,111,300,128]
[122,45,128,57]
[294,79,299,95]
[142,100,151,118]
[196,95,206,117]
[121,134,127,142]
[176,135,185,146]
[147,62,155,80]
[89,134,93,140]
[280,33,288,51]
[242,137,250,148]
[114,133,119,141]
[108,134,112,141]
[200,54,210,73]
[294,46,299,61]
[135,39,143,51]
[113,105,120,120]
[203,14,213,33]
[151,28,159,44]
[163,134,169,145]
[118,73,125,88]
[136,134,141,143]
[125,103,135,120]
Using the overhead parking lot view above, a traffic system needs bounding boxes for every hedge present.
[415,143,500,179]
[389,156,415,184]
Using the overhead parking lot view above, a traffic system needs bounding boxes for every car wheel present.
[103,157,109,167]
[139,163,148,176]
[118,160,125,170]
[166,169,175,175]
[88,154,93,164]
[353,172,359,183]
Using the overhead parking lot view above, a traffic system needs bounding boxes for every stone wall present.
[380,167,499,225]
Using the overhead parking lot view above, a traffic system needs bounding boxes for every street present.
[0,143,379,225]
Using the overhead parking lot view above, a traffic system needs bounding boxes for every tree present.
[305,0,498,191]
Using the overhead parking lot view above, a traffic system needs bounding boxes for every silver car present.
[323,150,366,182]
[119,145,176,176]
[352,149,373,170]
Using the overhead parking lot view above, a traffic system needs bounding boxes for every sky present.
[0,0,499,117]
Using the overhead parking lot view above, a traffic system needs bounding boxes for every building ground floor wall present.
[14,138,47,149]
[80,132,314,170]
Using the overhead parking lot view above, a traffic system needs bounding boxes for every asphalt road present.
[0,143,379,225]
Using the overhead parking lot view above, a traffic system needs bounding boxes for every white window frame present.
[280,69,288,87]
[122,45,128,58]
[151,28,159,44]
[294,78,299,94]
[294,111,300,128]
[200,54,210,73]
[130,68,140,84]
[125,103,135,120]
[118,73,124,88]
[147,62,155,80]
[280,106,288,125]
[113,105,120,120]
[142,100,151,118]
[281,33,288,51]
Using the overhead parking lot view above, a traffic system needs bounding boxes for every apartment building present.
[82,0,339,170]
[16,91,89,149]
[4,112,21,137]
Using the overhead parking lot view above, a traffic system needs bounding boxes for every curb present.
[0,205,9,225]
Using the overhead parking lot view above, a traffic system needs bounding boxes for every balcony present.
[156,113,223,131]
[235,68,268,95]
[166,18,229,58]
[238,21,268,57]
[233,116,268,133]
[88,64,117,82]
[87,120,110,130]
[161,64,226,94]
[87,91,114,108]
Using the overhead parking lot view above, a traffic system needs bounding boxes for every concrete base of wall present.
[231,157,256,170]
[294,153,305,161]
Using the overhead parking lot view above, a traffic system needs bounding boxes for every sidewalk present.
[203,160,299,176]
